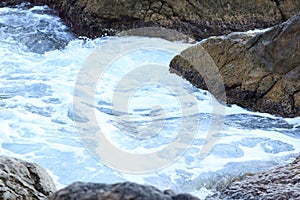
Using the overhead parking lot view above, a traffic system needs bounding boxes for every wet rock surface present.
[170,13,300,117]
[206,156,300,199]
[48,182,199,200]
[2,155,300,200]
[1,0,300,40]
[0,155,56,200]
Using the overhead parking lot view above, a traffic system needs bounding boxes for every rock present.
[0,156,56,200]
[170,13,300,117]
[48,182,199,200]
[206,156,300,199]
[0,0,24,7]
[2,0,300,40]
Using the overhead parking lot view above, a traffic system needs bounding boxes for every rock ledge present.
[170,13,300,117]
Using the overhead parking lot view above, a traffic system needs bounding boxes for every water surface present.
[0,5,299,199]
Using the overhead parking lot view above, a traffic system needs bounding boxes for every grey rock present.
[206,156,300,200]
[0,155,56,200]
[48,182,199,200]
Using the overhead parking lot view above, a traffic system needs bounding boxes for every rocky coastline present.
[0,0,299,199]
[1,155,300,199]
[1,0,300,40]
[1,0,299,116]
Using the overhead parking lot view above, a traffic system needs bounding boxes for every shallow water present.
[0,5,299,199]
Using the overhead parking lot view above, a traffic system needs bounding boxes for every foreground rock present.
[206,155,300,199]
[48,182,199,200]
[170,13,300,117]
[2,0,300,40]
[0,156,56,200]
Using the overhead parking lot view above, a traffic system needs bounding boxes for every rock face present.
[2,0,299,40]
[206,156,300,199]
[0,156,56,200]
[170,13,300,117]
[49,182,199,200]
[0,0,24,7]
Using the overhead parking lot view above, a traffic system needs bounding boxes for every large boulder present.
[2,0,299,40]
[0,156,56,200]
[206,155,300,199]
[170,13,300,117]
[48,181,199,200]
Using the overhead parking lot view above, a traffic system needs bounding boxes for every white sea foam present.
[0,5,299,199]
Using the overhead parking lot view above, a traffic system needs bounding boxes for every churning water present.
[0,4,299,199]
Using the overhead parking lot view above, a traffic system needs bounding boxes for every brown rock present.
[0,156,56,200]
[170,13,300,117]
[277,0,300,20]
[2,0,300,40]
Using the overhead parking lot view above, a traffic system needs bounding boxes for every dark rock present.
[0,156,56,200]
[170,13,300,117]
[206,156,300,199]
[0,0,24,7]
[48,182,199,200]
[2,0,300,40]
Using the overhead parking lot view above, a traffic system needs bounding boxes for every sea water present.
[0,4,299,199]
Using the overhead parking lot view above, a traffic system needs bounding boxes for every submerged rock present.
[0,156,56,200]
[48,181,199,200]
[170,13,300,117]
[206,155,300,199]
[2,0,299,40]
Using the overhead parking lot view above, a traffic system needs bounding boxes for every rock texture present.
[49,182,199,200]
[2,0,300,40]
[0,0,24,7]
[170,13,300,117]
[206,156,300,199]
[0,156,56,200]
